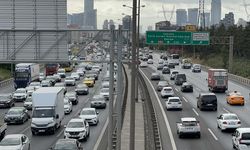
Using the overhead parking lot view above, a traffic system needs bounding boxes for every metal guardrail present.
[0,78,14,88]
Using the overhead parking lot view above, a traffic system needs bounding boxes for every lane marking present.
[56,128,64,138]
[208,128,218,141]
[223,108,230,113]
[175,88,179,92]
[93,118,109,150]
[182,97,188,102]
[140,69,177,150]
[192,108,199,116]
[196,88,201,91]
[20,126,30,134]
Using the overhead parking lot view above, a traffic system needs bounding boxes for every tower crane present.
[159,5,175,23]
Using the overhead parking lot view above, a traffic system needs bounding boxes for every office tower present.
[122,15,131,30]
[220,12,235,28]
[176,9,187,26]
[211,0,221,25]
[188,8,198,26]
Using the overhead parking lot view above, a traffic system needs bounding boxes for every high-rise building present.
[220,12,235,28]
[71,13,84,27]
[200,12,210,28]
[211,0,221,26]
[109,20,115,29]
[188,8,198,26]
[83,0,97,29]
[103,19,109,29]
[176,9,187,26]
[122,15,131,30]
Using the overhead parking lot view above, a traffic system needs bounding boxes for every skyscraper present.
[122,15,131,30]
[83,0,97,29]
[220,12,235,28]
[176,9,187,26]
[188,8,198,26]
[211,0,221,25]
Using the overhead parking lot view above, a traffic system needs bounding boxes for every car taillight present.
[178,102,181,104]
[238,121,241,124]
[222,121,227,124]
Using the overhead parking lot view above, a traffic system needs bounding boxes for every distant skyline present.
[67,0,248,31]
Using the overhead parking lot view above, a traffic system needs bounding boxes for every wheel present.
[197,133,201,138]
[217,124,220,129]
[32,131,36,136]
[179,134,182,138]
[242,103,245,106]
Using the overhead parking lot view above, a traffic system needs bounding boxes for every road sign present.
[146,31,209,45]
[185,25,197,32]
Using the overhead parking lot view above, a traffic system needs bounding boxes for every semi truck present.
[45,64,59,76]
[14,63,40,89]
[31,87,64,135]
[208,69,228,93]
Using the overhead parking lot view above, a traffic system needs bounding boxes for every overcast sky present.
[67,0,248,30]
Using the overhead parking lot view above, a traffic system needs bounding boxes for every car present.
[65,77,76,86]
[162,67,170,74]
[79,108,99,125]
[148,54,153,59]
[140,62,148,68]
[238,144,250,150]
[166,97,182,110]
[100,88,110,100]
[28,82,41,90]
[226,91,245,105]
[52,139,82,150]
[181,59,192,69]
[192,64,201,72]
[232,128,250,149]
[168,62,175,69]
[170,70,179,80]
[46,76,57,86]
[156,81,168,91]
[217,113,241,131]
[157,64,164,70]
[41,80,52,87]
[158,59,164,64]
[65,92,78,105]
[39,73,46,81]
[64,118,90,142]
[174,74,187,85]
[23,97,32,110]
[150,72,161,80]
[54,82,67,94]
[161,87,174,98]
[64,98,73,114]
[149,50,153,53]
[147,59,153,64]
[83,77,95,87]
[53,74,62,82]
[12,88,27,102]
[141,56,148,61]
[75,84,89,95]
[0,134,30,150]
[197,93,217,111]
[181,82,193,92]
[25,86,35,97]
[4,107,30,124]
[76,69,85,77]
[90,95,106,109]
[92,65,102,72]
[57,68,66,78]
[71,72,80,81]
[86,71,99,80]
[176,117,201,138]
[0,94,15,108]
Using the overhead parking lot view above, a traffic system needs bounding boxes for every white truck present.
[31,87,64,135]
[0,120,7,140]
[176,117,201,138]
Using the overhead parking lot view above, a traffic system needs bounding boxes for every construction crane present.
[159,5,175,22]
[243,0,250,21]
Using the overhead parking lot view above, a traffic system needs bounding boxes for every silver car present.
[91,95,106,109]
[0,134,30,150]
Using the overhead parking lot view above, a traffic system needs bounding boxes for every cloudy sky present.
[67,0,248,31]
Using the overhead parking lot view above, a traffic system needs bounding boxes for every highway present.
[139,52,250,150]
[0,63,110,150]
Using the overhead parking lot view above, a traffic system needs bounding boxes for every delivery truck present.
[208,69,228,93]
[14,63,40,89]
[31,87,64,135]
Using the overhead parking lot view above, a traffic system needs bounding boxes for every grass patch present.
[0,68,11,81]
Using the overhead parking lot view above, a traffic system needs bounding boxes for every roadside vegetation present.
[0,64,12,81]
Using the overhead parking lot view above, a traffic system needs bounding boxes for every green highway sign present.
[146,31,209,45]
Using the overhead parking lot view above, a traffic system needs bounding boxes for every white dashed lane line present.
[208,128,218,141]
[223,107,230,113]
[192,108,199,116]
[182,97,188,102]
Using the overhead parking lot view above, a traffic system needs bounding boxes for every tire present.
[32,131,36,136]
[179,134,182,138]
[197,133,201,138]
[242,103,245,106]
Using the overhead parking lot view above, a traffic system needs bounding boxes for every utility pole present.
[228,36,234,73]
[130,0,137,149]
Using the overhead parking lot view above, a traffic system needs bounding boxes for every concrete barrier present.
[0,78,14,88]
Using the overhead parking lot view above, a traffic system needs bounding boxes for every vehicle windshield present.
[54,141,77,150]
[30,82,40,86]
[58,69,65,73]
[164,88,172,92]
[0,95,11,100]
[15,89,26,93]
[65,92,75,97]
[101,88,109,93]
[32,108,55,118]
[81,109,95,115]
[182,121,197,126]
[172,72,178,74]
[77,84,87,88]
[8,109,22,115]
[169,99,180,102]
[15,72,29,78]
[242,133,250,140]
[67,122,84,128]
[202,95,217,102]
[0,137,20,146]
[66,77,74,80]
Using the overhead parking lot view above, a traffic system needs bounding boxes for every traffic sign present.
[146,31,209,45]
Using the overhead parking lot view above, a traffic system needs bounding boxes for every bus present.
[59,62,73,72]
[170,54,180,65]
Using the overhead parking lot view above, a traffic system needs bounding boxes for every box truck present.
[208,69,228,93]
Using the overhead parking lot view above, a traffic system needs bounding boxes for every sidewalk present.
[121,66,144,150]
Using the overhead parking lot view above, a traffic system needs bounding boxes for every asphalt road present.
[139,52,250,150]
[0,63,109,150]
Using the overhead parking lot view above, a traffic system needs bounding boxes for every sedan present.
[4,107,30,124]
[39,73,45,81]
[166,97,182,110]
[79,108,99,125]
[156,81,168,92]
[147,59,153,64]
[90,95,106,109]
[150,72,161,80]
[65,92,78,105]
[52,139,82,150]
[23,97,32,110]
[64,98,73,114]
[100,88,110,100]
[46,76,56,86]
[12,88,27,102]
[140,62,148,68]
[0,94,15,108]
[71,72,80,81]
[217,113,241,131]
[41,80,52,87]
[181,82,193,92]
[75,84,89,95]
[65,77,76,86]
[83,77,95,87]
[162,67,170,74]
[157,64,164,70]
[76,69,85,77]
[226,91,245,105]
[53,74,62,82]
[0,134,30,150]
[161,87,174,98]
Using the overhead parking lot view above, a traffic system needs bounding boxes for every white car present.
[41,80,51,87]
[53,74,62,82]
[158,59,164,64]
[39,73,45,81]
[100,88,110,100]
[140,62,148,68]
[64,98,73,114]
[92,65,102,72]
[177,117,201,138]
[71,72,80,81]
[161,87,174,98]
[65,77,76,86]
[192,64,201,72]
[170,70,179,80]
[232,128,250,149]
[25,86,35,97]
[76,69,85,77]
[64,118,90,141]
[147,59,153,64]
[57,68,66,78]
[166,97,182,110]
[217,113,241,131]
[79,108,99,125]
[23,96,32,110]
[13,88,27,102]
[28,82,41,90]
[0,134,30,150]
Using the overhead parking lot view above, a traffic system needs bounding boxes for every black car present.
[197,93,217,111]
[75,84,89,95]
[0,94,14,108]
[174,74,187,85]
[4,107,30,124]
[148,55,153,59]
[150,72,161,80]
[168,62,175,69]
[65,92,78,105]
[181,82,193,92]
[162,67,170,74]
[157,64,164,70]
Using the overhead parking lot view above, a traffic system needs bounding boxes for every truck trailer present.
[208,69,228,93]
